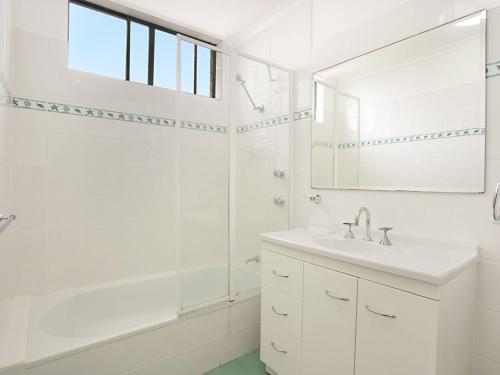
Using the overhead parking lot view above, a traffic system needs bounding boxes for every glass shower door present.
[233,56,290,297]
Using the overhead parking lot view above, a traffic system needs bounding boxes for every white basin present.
[260,227,478,284]
[313,236,383,253]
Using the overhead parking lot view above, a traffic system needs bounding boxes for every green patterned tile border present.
[181,120,228,134]
[294,108,312,120]
[236,114,289,134]
[10,96,177,127]
[337,127,485,149]
[312,141,335,149]
[337,142,358,149]
[487,60,500,79]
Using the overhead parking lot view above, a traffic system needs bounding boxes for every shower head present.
[236,72,264,113]
[236,73,245,84]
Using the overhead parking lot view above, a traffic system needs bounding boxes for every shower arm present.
[0,214,15,236]
[239,81,264,113]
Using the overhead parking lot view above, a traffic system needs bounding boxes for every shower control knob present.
[273,169,285,178]
[273,196,286,206]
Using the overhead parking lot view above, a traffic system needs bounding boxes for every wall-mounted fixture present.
[273,169,285,178]
[309,194,322,204]
[0,214,16,236]
[273,196,285,206]
[236,73,265,112]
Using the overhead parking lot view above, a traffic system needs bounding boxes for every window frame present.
[69,0,217,98]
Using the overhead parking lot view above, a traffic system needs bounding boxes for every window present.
[68,0,218,98]
[129,22,149,84]
[68,2,127,79]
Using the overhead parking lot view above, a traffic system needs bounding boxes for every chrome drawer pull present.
[271,341,287,354]
[272,306,288,316]
[325,289,350,302]
[272,270,289,278]
[365,304,397,319]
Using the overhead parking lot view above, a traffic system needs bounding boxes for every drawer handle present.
[272,270,289,278]
[271,341,288,354]
[272,306,289,316]
[325,289,350,302]
[365,304,397,319]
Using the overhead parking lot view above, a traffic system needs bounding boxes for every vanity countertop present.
[260,227,478,285]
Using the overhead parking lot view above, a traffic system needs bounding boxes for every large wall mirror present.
[312,11,486,193]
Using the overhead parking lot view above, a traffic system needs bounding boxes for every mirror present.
[312,11,486,193]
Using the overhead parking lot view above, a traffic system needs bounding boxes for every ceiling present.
[113,0,296,42]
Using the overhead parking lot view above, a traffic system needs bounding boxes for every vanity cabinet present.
[260,243,476,375]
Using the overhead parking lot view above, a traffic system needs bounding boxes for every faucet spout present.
[355,207,372,241]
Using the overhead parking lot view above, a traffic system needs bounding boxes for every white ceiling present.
[113,0,296,41]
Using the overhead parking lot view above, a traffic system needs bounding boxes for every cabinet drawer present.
[355,279,439,375]
[262,285,302,339]
[261,321,301,375]
[262,250,303,299]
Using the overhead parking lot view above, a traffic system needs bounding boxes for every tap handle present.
[378,227,393,246]
[378,227,393,233]
[343,222,355,239]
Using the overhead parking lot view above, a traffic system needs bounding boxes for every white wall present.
[239,0,500,373]
[0,0,230,300]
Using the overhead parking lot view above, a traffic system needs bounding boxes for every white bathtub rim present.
[25,292,260,368]
[26,265,257,367]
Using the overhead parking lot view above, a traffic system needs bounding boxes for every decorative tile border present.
[10,96,177,127]
[294,108,312,120]
[312,141,334,149]
[487,60,500,79]
[336,127,485,149]
[181,120,228,134]
[337,142,358,149]
[236,114,289,134]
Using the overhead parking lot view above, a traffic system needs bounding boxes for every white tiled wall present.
[239,0,500,372]
[0,0,230,299]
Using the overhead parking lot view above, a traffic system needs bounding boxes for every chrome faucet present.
[354,207,373,241]
[245,255,261,264]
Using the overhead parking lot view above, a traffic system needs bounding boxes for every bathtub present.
[26,264,260,366]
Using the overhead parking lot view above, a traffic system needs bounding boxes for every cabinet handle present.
[272,306,289,316]
[272,270,289,278]
[325,289,350,302]
[365,304,397,319]
[271,341,288,354]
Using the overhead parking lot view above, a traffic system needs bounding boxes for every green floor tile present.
[206,350,266,375]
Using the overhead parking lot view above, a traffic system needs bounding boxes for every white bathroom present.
[0,0,499,374]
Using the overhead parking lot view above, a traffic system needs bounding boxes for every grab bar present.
[0,214,15,236]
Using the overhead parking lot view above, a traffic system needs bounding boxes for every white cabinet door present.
[302,263,358,375]
[355,279,439,375]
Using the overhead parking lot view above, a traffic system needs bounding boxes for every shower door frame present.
[176,49,294,316]
[228,53,294,303]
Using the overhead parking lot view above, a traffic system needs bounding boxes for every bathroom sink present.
[313,236,383,253]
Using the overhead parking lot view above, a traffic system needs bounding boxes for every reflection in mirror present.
[312,11,486,193]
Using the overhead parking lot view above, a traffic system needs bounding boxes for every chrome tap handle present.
[273,169,285,178]
[343,222,355,240]
[273,196,285,206]
[309,194,322,204]
[378,227,393,246]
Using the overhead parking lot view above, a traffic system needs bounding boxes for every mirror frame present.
[310,10,487,193]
